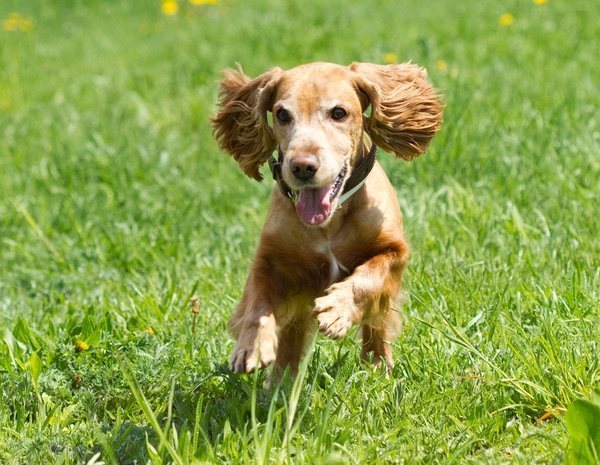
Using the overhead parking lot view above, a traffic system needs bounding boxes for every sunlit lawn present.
[0,0,598,463]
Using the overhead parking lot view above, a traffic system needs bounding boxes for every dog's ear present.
[351,62,443,160]
[211,66,282,181]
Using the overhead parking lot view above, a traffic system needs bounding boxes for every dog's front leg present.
[229,310,277,373]
[313,242,408,340]
[228,262,278,373]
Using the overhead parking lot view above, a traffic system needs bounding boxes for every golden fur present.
[211,62,443,375]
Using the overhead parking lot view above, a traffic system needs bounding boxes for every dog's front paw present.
[313,285,356,339]
[229,317,277,373]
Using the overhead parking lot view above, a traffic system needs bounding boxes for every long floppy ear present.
[211,66,282,180]
[350,62,443,160]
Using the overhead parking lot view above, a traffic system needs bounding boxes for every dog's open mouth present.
[294,165,347,225]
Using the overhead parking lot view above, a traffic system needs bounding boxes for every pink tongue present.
[295,185,333,225]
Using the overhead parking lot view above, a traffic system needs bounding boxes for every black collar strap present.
[267,141,378,207]
[268,147,298,203]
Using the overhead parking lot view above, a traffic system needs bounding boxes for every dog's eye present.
[331,107,347,121]
[276,108,291,123]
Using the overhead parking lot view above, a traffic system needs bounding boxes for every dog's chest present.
[313,241,348,285]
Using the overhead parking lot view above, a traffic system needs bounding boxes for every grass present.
[0,0,598,463]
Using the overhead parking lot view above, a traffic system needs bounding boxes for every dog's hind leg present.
[360,296,403,373]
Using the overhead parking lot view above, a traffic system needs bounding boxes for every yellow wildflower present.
[2,12,34,32]
[499,13,514,27]
[383,52,398,64]
[1,19,16,31]
[74,340,89,352]
[2,14,20,31]
[533,0,547,4]
[435,60,448,72]
[20,18,33,32]
[144,327,155,335]
[189,0,218,4]
[161,0,179,16]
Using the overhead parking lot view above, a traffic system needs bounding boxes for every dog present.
[211,62,442,375]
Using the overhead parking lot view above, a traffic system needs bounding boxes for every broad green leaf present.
[28,351,42,392]
[566,398,600,465]
[14,318,43,350]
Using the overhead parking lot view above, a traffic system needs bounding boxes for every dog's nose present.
[290,155,320,181]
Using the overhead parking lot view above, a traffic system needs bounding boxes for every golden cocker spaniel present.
[212,62,443,375]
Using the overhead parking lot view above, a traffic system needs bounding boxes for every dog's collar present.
[267,141,378,208]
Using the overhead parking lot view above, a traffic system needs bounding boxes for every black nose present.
[290,156,320,181]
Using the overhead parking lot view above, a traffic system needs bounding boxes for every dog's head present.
[211,62,443,226]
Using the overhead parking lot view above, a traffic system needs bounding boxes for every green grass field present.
[1,0,599,463]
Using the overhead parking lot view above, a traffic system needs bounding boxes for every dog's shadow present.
[160,346,359,459]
